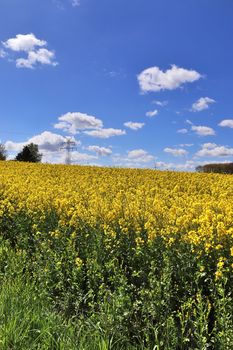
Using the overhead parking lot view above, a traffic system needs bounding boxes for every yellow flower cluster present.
[0,161,233,255]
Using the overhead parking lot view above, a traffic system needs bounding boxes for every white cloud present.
[5,131,77,153]
[146,109,158,117]
[54,112,103,134]
[85,128,126,138]
[152,100,167,107]
[177,128,188,134]
[124,121,145,130]
[86,145,112,156]
[156,161,189,170]
[3,33,46,52]
[155,161,175,170]
[218,119,233,128]
[201,143,217,149]
[2,33,57,69]
[5,141,25,153]
[71,151,97,163]
[191,125,215,136]
[55,112,126,139]
[155,160,209,171]
[137,65,202,93]
[30,131,78,151]
[127,149,154,163]
[191,97,215,112]
[164,147,188,157]
[16,48,57,69]
[196,143,233,157]
[112,149,155,167]
[42,150,96,164]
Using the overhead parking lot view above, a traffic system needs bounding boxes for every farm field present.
[0,161,233,349]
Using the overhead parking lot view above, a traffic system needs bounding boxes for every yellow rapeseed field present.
[1,161,233,255]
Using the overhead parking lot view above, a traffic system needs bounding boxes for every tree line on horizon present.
[196,163,233,174]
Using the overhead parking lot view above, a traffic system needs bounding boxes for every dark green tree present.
[15,143,42,163]
[196,163,233,174]
[0,143,7,160]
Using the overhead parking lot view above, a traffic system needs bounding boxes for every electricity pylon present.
[60,137,76,165]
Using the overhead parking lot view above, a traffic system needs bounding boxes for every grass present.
[0,244,147,350]
[0,240,233,349]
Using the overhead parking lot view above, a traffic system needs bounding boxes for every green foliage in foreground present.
[0,244,140,350]
[0,211,233,349]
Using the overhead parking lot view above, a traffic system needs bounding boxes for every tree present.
[0,143,7,160]
[15,143,42,163]
[196,163,233,174]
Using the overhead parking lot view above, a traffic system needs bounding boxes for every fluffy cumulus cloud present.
[54,111,126,139]
[16,48,57,68]
[5,140,25,153]
[191,97,215,112]
[137,65,202,93]
[2,33,57,68]
[84,128,126,139]
[112,149,155,167]
[54,112,103,134]
[30,131,77,151]
[127,149,154,163]
[218,119,233,128]
[196,143,233,157]
[191,125,215,136]
[124,121,145,130]
[146,109,158,117]
[5,131,76,153]
[3,33,46,52]
[86,145,112,156]
[164,147,188,157]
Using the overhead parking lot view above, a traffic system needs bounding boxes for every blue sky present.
[1,0,233,170]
